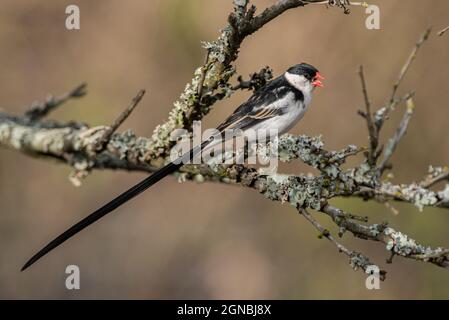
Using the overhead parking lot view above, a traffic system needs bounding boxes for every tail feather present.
[21,138,213,271]
[21,161,181,271]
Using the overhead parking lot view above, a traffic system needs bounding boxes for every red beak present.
[312,72,324,88]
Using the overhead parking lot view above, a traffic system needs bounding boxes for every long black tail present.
[21,140,211,271]
[21,161,181,271]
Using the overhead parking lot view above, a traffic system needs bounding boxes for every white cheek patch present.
[285,72,308,92]
[284,71,313,107]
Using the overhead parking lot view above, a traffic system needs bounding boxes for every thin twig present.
[197,50,210,98]
[299,207,384,278]
[378,96,415,172]
[24,83,87,121]
[96,89,146,150]
[185,50,211,123]
[389,28,431,105]
[300,207,350,255]
[358,65,377,165]
[374,28,430,133]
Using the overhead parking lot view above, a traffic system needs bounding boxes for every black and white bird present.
[21,62,324,271]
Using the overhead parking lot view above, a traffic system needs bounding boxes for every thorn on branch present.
[24,82,87,121]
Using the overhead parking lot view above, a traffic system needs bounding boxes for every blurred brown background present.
[1,0,449,299]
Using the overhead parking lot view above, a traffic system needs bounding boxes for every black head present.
[287,63,319,81]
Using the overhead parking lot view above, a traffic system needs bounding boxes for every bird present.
[21,62,324,271]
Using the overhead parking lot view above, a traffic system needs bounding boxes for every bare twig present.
[95,89,146,150]
[373,28,430,136]
[24,83,87,121]
[185,50,211,123]
[197,50,210,98]
[378,96,415,172]
[389,28,431,105]
[358,65,377,166]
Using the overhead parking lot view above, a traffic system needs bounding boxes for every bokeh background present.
[1,0,449,299]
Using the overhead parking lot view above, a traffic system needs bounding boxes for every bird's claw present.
[328,0,351,14]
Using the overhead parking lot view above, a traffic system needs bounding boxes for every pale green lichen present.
[374,107,387,127]
[381,182,438,211]
[149,67,204,157]
[10,126,28,149]
[350,252,374,271]
[148,23,240,159]
[261,175,326,210]
[0,123,11,141]
[384,227,429,256]
[368,223,384,237]
[277,134,359,179]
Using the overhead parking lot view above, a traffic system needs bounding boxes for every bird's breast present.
[278,99,308,134]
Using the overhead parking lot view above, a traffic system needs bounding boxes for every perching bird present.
[21,62,324,271]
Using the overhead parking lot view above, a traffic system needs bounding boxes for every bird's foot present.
[328,0,351,14]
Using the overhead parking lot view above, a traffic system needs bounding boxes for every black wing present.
[217,76,299,132]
